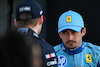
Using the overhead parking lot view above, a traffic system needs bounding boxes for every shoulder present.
[54,44,62,52]
[84,42,100,54]
[85,42,100,50]
[38,39,53,48]
[38,39,55,51]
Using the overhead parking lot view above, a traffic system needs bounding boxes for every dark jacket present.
[17,28,58,67]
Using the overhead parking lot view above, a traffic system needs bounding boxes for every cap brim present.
[58,26,82,33]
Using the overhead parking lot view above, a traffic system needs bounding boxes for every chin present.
[68,46,77,49]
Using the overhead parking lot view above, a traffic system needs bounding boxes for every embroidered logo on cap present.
[86,54,92,63]
[66,16,72,23]
[19,6,31,12]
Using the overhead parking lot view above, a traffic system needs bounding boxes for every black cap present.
[16,0,43,20]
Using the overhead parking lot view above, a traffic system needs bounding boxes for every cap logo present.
[66,16,72,23]
[19,6,31,12]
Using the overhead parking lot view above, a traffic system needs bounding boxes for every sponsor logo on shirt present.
[58,55,67,67]
[45,52,56,59]
[86,54,92,63]
[47,58,57,66]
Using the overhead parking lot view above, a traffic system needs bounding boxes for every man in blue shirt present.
[54,10,100,67]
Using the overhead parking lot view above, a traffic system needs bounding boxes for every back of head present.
[16,0,43,27]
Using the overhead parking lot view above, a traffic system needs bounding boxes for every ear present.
[39,15,43,25]
[82,27,86,37]
[14,19,17,27]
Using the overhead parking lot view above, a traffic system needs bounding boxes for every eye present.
[72,31,76,33]
[61,30,67,34]
[71,30,77,34]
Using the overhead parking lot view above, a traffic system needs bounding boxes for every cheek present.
[74,34,82,43]
[59,33,68,39]
[60,35,68,43]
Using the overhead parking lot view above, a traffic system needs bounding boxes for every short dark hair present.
[17,12,39,28]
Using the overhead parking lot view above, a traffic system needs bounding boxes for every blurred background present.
[0,0,100,46]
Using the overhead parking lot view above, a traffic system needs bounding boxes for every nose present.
[68,33,73,40]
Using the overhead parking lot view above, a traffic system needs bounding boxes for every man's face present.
[59,28,86,49]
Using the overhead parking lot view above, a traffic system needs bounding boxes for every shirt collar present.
[17,27,39,38]
[61,41,85,55]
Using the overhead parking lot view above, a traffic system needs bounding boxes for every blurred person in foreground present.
[54,10,100,67]
[14,0,58,67]
[0,30,43,67]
